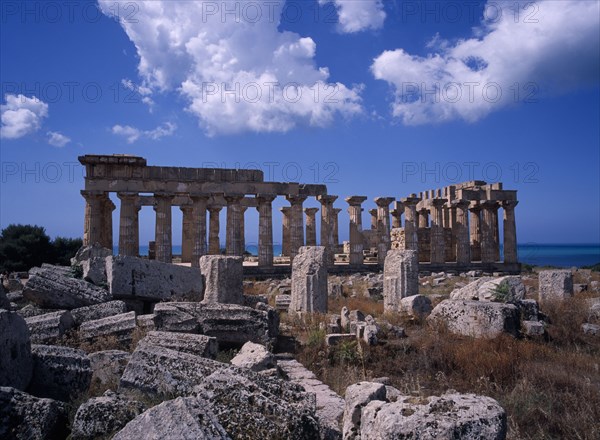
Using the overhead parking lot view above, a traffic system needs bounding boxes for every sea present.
[115,243,600,268]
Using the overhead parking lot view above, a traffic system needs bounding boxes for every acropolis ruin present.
[79,155,520,274]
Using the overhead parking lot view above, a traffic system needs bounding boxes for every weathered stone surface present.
[589,302,600,324]
[81,256,108,286]
[16,304,61,319]
[360,392,507,440]
[343,381,387,440]
[200,255,243,305]
[25,310,75,344]
[71,243,112,265]
[89,350,131,389]
[136,313,156,331]
[72,391,146,440]
[23,265,111,309]
[0,386,69,440]
[290,246,328,314]
[539,270,573,301]
[29,345,92,401]
[450,276,525,303]
[326,334,356,346]
[518,299,540,321]
[79,311,137,343]
[383,250,419,313]
[106,255,203,301]
[113,396,231,440]
[522,320,545,337]
[275,294,292,312]
[0,309,33,390]
[70,300,128,326]
[0,286,10,309]
[142,331,218,359]
[400,294,433,319]
[153,302,279,348]
[230,341,276,372]
[428,300,520,338]
[582,323,600,336]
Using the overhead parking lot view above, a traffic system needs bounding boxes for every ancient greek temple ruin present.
[79,155,520,274]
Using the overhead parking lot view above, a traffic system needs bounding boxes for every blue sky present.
[1,0,599,248]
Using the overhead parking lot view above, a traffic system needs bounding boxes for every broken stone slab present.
[275,294,292,312]
[16,304,62,319]
[518,299,540,321]
[112,396,231,440]
[230,341,276,372]
[522,320,545,337]
[70,300,128,326]
[79,312,137,343]
[80,256,109,286]
[89,350,131,389]
[71,243,112,265]
[582,323,600,336]
[23,265,111,309]
[359,392,507,440]
[383,250,419,313]
[200,255,243,305]
[136,314,156,332]
[400,294,433,319]
[0,386,69,440]
[343,381,387,440]
[72,390,146,440]
[106,255,203,302]
[141,331,218,359]
[25,310,75,344]
[290,246,328,314]
[428,300,520,338]
[539,270,573,301]
[326,333,356,346]
[450,276,525,303]
[0,309,33,391]
[361,324,378,346]
[29,344,92,402]
[153,302,279,348]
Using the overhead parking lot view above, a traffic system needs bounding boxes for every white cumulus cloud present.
[98,0,363,136]
[1,94,49,139]
[47,131,71,147]
[111,122,176,144]
[320,0,386,33]
[371,0,600,125]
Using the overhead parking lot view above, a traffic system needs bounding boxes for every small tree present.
[52,236,83,266]
[0,224,54,273]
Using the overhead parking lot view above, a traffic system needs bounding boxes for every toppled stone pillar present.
[401,196,420,251]
[153,193,174,263]
[280,206,291,257]
[469,201,482,261]
[375,197,395,264]
[286,195,307,261]
[502,200,519,264]
[318,195,338,265]
[117,192,139,257]
[200,255,243,305]
[190,194,209,268]
[304,207,319,247]
[225,194,244,256]
[257,195,276,266]
[480,201,498,263]
[383,250,419,313]
[290,246,328,314]
[452,199,471,265]
[180,204,194,263]
[430,198,446,264]
[346,196,367,265]
[208,205,222,255]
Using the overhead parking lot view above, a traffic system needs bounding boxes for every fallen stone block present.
[23,265,111,309]
[0,310,33,390]
[275,294,292,312]
[71,244,112,265]
[25,310,75,344]
[428,300,520,338]
[141,331,217,359]
[400,294,433,319]
[81,256,109,286]
[522,320,545,337]
[383,250,419,313]
[326,333,356,346]
[230,341,276,372]
[450,276,525,303]
[0,386,69,440]
[200,255,243,305]
[135,314,156,332]
[539,270,573,301]
[89,350,131,389]
[106,255,203,301]
[343,381,387,440]
[359,392,506,440]
[79,312,137,344]
[518,299,540,321]
[72,390,146,440]
[29,344,92,402]
[0,286,10,309]
[582,323,600,336]
[70,300,128,326]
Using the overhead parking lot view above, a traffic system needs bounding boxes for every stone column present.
[418,208,429,228]
[369,209,378,230]
[280,207,291,257]
[346,196,367,265]
[101,198,115,250]
[452,199,471,265]
[180,204,194,263]
[375,197,395,264]
[240,205,248,255]
[430,199,446,264]
[257,195,276,267]
[81,190,107,247]
[304,207,319,246]
[208,206,222,255]
[153,193,174,263]
[501,200,519,264]
[391,207,403,229]
[332,208,342,247]
[132,200,141,257]
[286,195,307,261]
[480,201,498,263]
[401,196,421,251]
[190,194,209,267]
[117,192,139,256]
[318,195,338,265]
[225,194,244,256]
[469,202,482,261]
[491,203,501,262]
